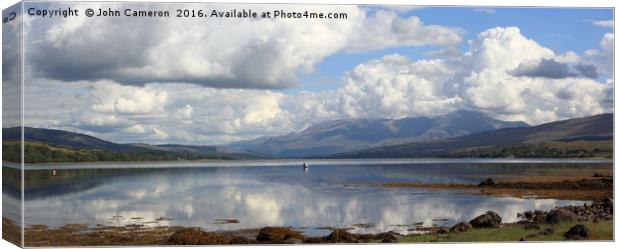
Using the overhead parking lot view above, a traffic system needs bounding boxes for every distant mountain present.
[2,127,266,161]
[331,113,613,158]
[228,110,529,157]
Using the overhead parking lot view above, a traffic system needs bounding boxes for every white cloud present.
[464,27,555,72]
[332,54,463,119]
[591,20,613,28]
[26,2,462,89]
[21,19,613,144]
[345,10,463,52]
[176,105,193,121]
[289,28,613,125]
[123,125,147,134]
[86,82,168,115]
[583,33,614,77]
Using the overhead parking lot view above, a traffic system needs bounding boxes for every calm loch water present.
[5,159,611,235]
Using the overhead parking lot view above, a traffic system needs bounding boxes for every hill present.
[2,127,265,163]
[330,113,612,158]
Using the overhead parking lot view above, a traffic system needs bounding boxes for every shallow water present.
[5,160,611,235]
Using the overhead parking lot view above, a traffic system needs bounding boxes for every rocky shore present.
[163,197,614,244]
[13,197,612,246]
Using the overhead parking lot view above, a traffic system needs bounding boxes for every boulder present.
[546,208,579,224]
[478,178,496,187]
[323,229,359,243]
[469,211,502,228]
[379,234,397,243]
[564,224,590,240]
[374,231,402,243]
[602,198,613,209]
[256,227,304,243]
[532,211,547,224]
[449,222,472,233]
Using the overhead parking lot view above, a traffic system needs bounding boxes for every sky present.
[2,2,614,145]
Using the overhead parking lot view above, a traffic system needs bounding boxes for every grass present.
[399,221,613,242]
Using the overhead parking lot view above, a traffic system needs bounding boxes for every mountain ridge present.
[2,112,611,161]
[328,113,613,158]
[229,110,530,157]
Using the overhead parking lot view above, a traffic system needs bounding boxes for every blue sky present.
[291,7,614,93]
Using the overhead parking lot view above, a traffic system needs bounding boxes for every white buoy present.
[52,170,57,176]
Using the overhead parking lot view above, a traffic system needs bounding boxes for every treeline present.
[2,142,231,163]
[450,143,612,159]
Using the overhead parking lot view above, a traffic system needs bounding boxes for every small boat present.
[303,162,309,169]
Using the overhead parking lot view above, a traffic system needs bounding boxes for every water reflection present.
[20,163,600,235]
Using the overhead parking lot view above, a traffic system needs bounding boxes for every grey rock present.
[546,208,579,224]
[469,211,502,228]
[564,224,590,240]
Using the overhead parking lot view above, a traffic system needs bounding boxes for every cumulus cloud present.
[506,34,610,80]
[332,54,463,119]
[345,10,463,52]
[582,33,614,77]
[464,27,555,72]
[574,63,599,79]
[510,59,577,79]
[39,81,293,144]
[25,2,462,89]
[19,3,613,145]
[312,28,612,125]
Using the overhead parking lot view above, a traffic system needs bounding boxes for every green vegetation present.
[399,221,613,242]
[2,141,231,164]
[450,140,612,159]
[2,141,21,163]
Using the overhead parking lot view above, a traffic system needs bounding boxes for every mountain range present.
[330,113,612,158]
[229,110,529,157]
[1,110,612,162]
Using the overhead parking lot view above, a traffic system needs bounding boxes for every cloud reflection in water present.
[22,164,587,235]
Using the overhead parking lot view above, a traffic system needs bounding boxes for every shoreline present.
[373,175,613,201]
[5,158,613,170]
[6,201,613,246]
